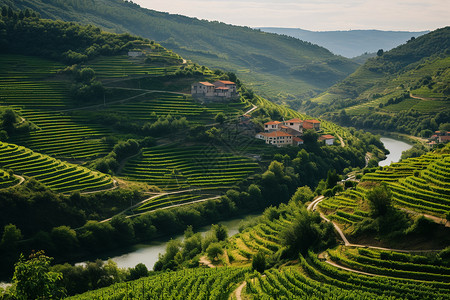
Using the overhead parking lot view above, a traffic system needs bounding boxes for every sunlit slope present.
[0,141,113,193]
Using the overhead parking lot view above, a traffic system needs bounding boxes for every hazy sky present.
[132,0,448,31]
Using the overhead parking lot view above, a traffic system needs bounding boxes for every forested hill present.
[0,0,358,106]
[307,27,450,136]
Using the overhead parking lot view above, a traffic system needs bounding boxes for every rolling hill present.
[0,0,359,106]
[258,28,428,58]
[307,27,450,136]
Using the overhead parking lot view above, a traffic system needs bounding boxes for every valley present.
[0,4,449,300]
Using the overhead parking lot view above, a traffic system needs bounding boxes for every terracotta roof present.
[216,80,235,85]
[280,125,289,129]
[198,82,215,86]
[319,135,335,140]
[286,118,303,123]
[439,136,450,141]
[293,137,304,142]
[304,119,320,124]
[264,121,282,126]
[261,131,293,137]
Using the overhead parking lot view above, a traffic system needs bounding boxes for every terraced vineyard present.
[67,267,249,300]
[0,141,113,193]
[361,145,450,217]
[84,54,182,79]
[104,93,251,124]
[0,55,71,109]
[0,168,20,189]
[245,251,450,299]
[132,191,219,215]
[120,145,259,191]
[12,109,112,159]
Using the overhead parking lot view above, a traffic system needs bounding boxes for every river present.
[378,137,413,167]
[98,214,258,270]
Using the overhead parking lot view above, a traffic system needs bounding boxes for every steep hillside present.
[308,27,450,136]
[258,28,428,58]
[0,0,358,106]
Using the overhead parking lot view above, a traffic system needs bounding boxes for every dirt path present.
[409,93,441,101]
[400,208,450,228]
[325,260,380,277]
[336,134,345,147]
[199,256,215,268]
[243,104,258,116]
[307,195,442,253]
[0,174,26,190]
[234,281,247,300]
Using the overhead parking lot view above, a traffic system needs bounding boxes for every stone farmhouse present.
[428,131,450,146]
[256,118,322,147]
[191,80,240,102]
[318,134,335,146]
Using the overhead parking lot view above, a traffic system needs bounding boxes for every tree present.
[12,251,65,300]
[377,49,384,57]
[1,224,22,249]
[212,224,228,241]
[214,112,226,124]
[51,226,79,254]
[206,242,223,261]
[326,169,339,189]
[128,263,148,280]
[366,184,392,217]
[291,186,314,204]
[252,251,266,273]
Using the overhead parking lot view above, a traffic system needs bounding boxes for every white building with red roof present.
[256,131,293,147]
[264,121,282,132]
[319,134,335,145]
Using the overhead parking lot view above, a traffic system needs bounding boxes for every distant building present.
[191,80,239,101]
[319,134,335,145]
[293,137,304,145]
[303,119,321,131]
[428,131,450,145]
[256,131,293,147]
[284,118,303,132]
[128,51,144,57]
[264,121,282,132]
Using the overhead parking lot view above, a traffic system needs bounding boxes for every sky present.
[131,0,449,31]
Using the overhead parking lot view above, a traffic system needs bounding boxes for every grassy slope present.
[0,0,358,105]
[307,27,450,135]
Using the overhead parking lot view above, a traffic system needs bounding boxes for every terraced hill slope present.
[0,141,114,193]
[307,27,450,136]
[0,0,359,106]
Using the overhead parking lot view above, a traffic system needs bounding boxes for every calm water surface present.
[378,137,413,167]
[101,214,257,270]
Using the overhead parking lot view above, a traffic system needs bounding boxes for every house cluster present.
[428,131,450,146]
[255,118,334,147]
[191,81,240,101]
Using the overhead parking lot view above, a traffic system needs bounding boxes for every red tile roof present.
[216,80,235,85]
[304,119,321,124]
[319,135,335,140]
[286,118,303,123]
[199,82,215,86]
[264,121,282,126]
[261,131,293,137]
[293,137,304,142]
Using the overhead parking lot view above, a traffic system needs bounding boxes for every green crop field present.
[0,168,20,189]
[103,93,251,124]
[12,109,112,159]
[0,141,113,193]
[120,144,260,191]
[361,145,450,217]
[66,267,248,300]
[0,55,72,109]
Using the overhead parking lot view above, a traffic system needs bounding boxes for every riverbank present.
[378,137,413,167]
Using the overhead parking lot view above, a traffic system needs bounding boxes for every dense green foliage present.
[0,0,359,105]
[309,27,450,135]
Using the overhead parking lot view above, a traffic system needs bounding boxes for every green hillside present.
[308,27,450,136]
[0,0,359,106]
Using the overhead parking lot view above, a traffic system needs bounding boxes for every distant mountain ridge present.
[0,0,358,106]
[257,28,429,58]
